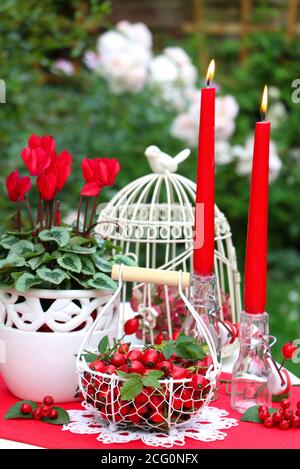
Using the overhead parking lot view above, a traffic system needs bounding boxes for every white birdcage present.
[97,145,242,343]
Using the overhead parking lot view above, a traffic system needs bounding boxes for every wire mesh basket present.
[76,265,221,432]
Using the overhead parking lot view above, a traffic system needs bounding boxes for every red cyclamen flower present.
[36,150,72,200]
[6,170,32,202]
[80,158,120,196]
[21,134,56,176]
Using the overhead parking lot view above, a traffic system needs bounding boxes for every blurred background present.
[1,0,300,375]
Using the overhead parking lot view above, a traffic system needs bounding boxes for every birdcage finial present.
[144,145,191,174]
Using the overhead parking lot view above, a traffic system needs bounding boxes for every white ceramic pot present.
[0,289,119,402]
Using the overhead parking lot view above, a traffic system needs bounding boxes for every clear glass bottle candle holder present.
[231,311,272,413]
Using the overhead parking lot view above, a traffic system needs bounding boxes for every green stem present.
[83,198,90,234]
[76,196,83,236]
[24,196,34,229]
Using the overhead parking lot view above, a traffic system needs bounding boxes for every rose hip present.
[126,349,143,362]
[124,317,139,335]
[111,352,126,367]
[127,360,145,375]
[21,403,32,415]
[142,349,160,368]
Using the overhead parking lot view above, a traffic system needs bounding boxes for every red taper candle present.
[194,59,216,276]
[244,86,270,314]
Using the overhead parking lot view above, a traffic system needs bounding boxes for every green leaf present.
[103,239,122,254]
[68,273,90,289]
[175,342,206,360]
[0,273,14,288]
[82,352,99,363]
[116,371,143,380]
[11,240,34,258]
[176,334,194,344]
[25,243,45,259]
[87,273,117,291]
[145,370,164,380]
[69,236,90,247]
[112,254,137,267]
[72,245,96,254]
[36,267,68,285]
[43,407,70,425]
[0,254,26,269]
[120,378,143,401]
[81,256,96,275]
[163,340,176,360]
[272,393,291,402]
[28,253,55,270]
[240,405,278,423]
[142,371,163,389]
[57,253,82,273]
[92,255,112,273]
[4,400,38,420]
[98,335,109,354]
[0,235,20,249]
[4,213,31,232]
[15,273,43,292]
[39,227,70,247]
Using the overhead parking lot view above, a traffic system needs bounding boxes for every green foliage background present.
[0,1,300,375]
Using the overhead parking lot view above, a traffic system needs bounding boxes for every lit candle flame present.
[260,85,268,117]
[206,59,215,86]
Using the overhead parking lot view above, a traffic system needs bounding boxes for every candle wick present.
[260,111,265,122]
[206,79,210,87]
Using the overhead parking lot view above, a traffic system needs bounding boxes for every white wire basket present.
[96,146,241,345]
[76,266,221,432]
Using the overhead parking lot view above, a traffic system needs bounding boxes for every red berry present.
[282,409,293,420]
[142,349,160,368]
[127,360,145,375]
[149,395,164,411]
[172,330,181,340]
[156,360,172,377]
[297,401,300,410]
[136,403,148,416]
[135,388,152,404]
[280,399,291,410]
[128,413,141,424]
[258,405,268,413]
[40,405,50,417]
[150,411,164,424]
[155,332,165,345]
[126,349,143,362]
[20,403,32,415]
[279,419,290,430]
[49,408,58,420]
[281,343,297,360]
[272,411,283,423]
[291,416,300,428]
[32,408,42,420]
[118,342,130,354]
[191,374,207,390]
[43,395,54,406]
[259,409,270,421]
[90,360,105,372]
[263,416,274,428]
[103,365,117,375]
[182,389,193,409]
[295,409,300,417]
[111,352,126,367]
[118,364,129,373]
[124,317,139,335]
[170,365,190,380]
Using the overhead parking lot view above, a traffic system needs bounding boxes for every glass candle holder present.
[231,311,272,413]
[182,273,222,364]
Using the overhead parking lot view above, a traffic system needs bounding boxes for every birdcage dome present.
[97,145,241,341]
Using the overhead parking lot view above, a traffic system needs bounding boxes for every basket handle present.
[76,265,124,370]
[111,264,190,288]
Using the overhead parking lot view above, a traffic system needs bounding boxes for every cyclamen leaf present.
[0,254,26,269]
[15,273,43,292]
[81,257,96,275]
[120,378,143,401]
[57,253,82,273]
[69,236,90,247]
[72,245,96,254]
[43,407,70,425]
[39,227,70,247]
[0,235,20,249]
[5,400,38,420]
[98,335,109,354]
[28,253,55,270]
[0,273,14,288]
[93,255,113,273]
[36,267,68,285]
[11,240,34,257]
[112,254,137,267]
[87,273,117,291]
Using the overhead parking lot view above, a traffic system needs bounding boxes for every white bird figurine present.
[145,145,191,174]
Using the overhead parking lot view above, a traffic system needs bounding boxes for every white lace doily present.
[62,403,238,448]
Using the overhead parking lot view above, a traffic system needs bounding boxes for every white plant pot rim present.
[2,288,109,299]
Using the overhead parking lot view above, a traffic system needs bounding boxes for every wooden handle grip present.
[111,265,190,288]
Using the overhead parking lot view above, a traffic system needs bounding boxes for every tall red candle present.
[193,60,216,276]
[244,86,270,314]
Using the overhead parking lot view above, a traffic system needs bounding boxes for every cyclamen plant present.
[0,134,135,292]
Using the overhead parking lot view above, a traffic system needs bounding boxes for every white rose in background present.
[215,141,234,165]
[268,102,287,129]
[215,96,239,140]
[84,22,152,94]
[233,136,282,182]
[52,59,75,76]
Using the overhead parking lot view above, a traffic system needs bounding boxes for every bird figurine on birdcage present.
[96,145,242,354]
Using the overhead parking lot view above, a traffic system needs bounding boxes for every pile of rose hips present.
[82,317,212,428]
[259,400,300,430]
[20,395,58,421]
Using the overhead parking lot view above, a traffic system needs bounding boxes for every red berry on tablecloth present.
[124,317,139,335]
[295,409,300,417]
[43,395,54,406]
[49,408,58,420]
[280,399,291,409]
[258,405,268,414]
[259,409,270,421]
[32,408,42,420]
[279,419,290,430]
[20,403,32,415]
[263,416,274,428]
[272,410,283,423]
[40,405,50,417]
[297,401,300,410]
[282,409,293,420]
[281,343,297,360]
[291,416,300,428]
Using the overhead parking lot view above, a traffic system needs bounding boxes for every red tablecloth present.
[0,373,299,449]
